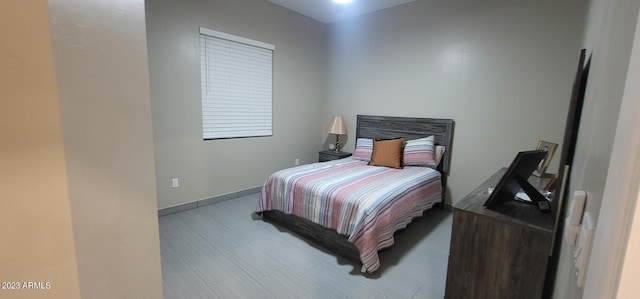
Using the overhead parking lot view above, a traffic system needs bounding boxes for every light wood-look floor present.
[159,193,452,299]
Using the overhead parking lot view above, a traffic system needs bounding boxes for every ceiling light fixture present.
[333,0,353,4]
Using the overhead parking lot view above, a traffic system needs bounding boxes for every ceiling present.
[267,0,416,23]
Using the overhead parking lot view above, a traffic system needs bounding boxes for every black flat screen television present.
[484,150,551,212]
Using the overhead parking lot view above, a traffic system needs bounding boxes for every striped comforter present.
[257,158,442,273]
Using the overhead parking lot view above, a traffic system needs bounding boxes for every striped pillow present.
[403,136,436,167]
[352,138,373,161]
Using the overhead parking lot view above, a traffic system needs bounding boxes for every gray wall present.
[553,0,640,297]
[146,0,328,209]
[325,0,587,204]
[148,0,587,209]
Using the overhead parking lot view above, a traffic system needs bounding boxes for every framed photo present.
[543,172,559,192]
[533,140,558,177]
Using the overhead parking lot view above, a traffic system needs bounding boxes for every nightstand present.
[318,151,352,162]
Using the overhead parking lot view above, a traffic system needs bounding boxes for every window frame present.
[199,27,274,140]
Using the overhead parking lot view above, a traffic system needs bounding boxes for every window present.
[199,28,274,139]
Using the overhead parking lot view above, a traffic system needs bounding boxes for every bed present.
[256,115,455,273]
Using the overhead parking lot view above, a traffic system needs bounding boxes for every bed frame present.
[261,115,455,267]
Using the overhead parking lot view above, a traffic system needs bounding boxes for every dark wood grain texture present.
[262,210,361,264]
[444,168,554,299]
[356,115,455,176]
[263,115,455,272]
[452,168,554,232]
[318,151,352,162]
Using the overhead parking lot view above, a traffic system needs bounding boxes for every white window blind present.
[200,27,274,139]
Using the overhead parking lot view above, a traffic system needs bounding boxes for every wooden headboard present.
[356,115,455,199]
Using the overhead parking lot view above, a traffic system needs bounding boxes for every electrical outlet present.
[295,158,300,166]
[171,178,179,188]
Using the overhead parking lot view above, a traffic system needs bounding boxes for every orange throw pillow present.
[368,138,405,169]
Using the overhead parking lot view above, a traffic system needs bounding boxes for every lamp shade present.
[326,116,347,135]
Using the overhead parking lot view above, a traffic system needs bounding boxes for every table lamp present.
[326,116,347,152]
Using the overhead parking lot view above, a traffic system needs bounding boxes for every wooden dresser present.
[444,168,554,299]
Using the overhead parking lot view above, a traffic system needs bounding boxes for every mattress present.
[257,157,442,272]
